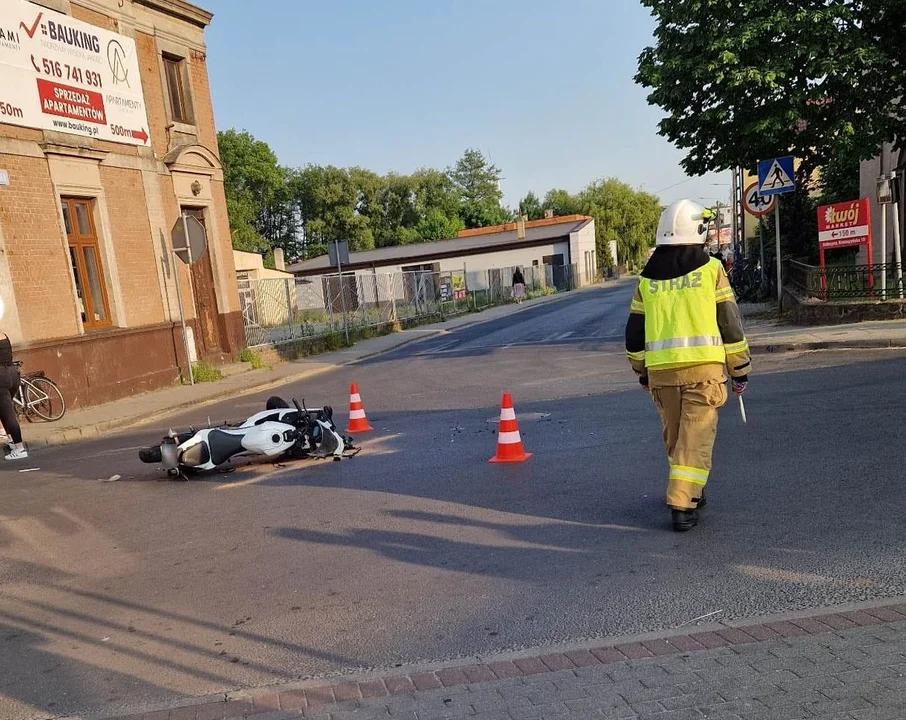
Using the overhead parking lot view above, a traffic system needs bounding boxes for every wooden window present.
[163,55,191,124]
[61,198,111,330]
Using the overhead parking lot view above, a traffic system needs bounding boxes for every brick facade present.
[0,0,243,409]
[0,153,79,342]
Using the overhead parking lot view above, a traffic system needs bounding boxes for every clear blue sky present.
[204,1,728,209]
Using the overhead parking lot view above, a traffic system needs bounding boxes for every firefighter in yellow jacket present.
[625,199,751,532]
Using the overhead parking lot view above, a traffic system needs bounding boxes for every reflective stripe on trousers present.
[669,464,709,486]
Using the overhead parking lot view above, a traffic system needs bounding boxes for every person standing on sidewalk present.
[624,199,750,532]
[0,330,27,460]
[512,267,526,304]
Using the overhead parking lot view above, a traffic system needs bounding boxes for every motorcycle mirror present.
[293,398,302,412]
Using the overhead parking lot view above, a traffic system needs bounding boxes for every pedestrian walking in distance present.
[512,267,525,304]
[624,199,750,531]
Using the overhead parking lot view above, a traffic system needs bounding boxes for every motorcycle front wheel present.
[139,446,163,464]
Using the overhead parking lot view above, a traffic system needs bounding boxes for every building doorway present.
[182,207,222,355]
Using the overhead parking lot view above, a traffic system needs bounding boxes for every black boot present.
[695,488,707,509]
[672,508,698,532]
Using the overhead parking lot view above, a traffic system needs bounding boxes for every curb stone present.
[750,338,906,354]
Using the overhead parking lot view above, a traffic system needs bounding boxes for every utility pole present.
[730,168,739,257]
[880,149,888,299]
[893,170,904,298]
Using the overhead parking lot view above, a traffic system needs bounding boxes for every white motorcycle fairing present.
[171,421,297,472]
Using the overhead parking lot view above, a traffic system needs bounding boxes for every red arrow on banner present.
[131,128,149,144]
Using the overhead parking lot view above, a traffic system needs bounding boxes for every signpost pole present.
[334,241,350,346]
[731,170,738,256]
[892,173,904,299]
[881,198,888,300]
[758,217,766,290]
[774,203,782,312]
[178,212,194,385]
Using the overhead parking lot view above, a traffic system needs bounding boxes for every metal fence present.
[787,260,906,301]
[240,264,579,349]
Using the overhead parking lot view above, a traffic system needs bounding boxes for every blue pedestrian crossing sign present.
[757,156,796,197]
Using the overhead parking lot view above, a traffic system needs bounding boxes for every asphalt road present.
[2,284,906,719]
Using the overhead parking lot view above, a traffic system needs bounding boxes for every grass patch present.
[184,361,222,384]
[239,348,265,369]
[524,286,557,300]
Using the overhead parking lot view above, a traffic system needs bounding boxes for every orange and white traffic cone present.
[346,383,374,433]
[489,392,532,463]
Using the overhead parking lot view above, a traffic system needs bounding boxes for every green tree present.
[635,1,903,177]
[412,168,464,240]
[817,152,861,206]
[448,149,509,229]
[764,185,821,264]
[518,191,544,220]
[257,167,301,260]
[372,173,421,247]
[217,129,287,254]
[542,189,581,217]
[538,181,661,271]
[578,179,662,271]
[290,165,374,255]
[418,208,464,242]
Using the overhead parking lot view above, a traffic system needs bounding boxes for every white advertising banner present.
[0,0,150,146]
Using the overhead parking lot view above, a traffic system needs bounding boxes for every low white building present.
[234,248,295,327]
[288,215,600,299]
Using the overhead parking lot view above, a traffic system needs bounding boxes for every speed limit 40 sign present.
[743,182,777,216]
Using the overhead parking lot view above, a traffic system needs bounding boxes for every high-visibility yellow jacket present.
[625,256,751,387]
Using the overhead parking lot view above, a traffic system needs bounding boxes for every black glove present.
[640,375,649,391]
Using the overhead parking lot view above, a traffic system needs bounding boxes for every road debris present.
[676,610,725,627]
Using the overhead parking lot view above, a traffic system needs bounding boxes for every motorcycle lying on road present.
[138,396,359,479]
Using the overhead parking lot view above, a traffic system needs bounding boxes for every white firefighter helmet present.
[655,199,715,246]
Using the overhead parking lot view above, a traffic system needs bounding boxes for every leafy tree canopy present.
[636,0,905,177]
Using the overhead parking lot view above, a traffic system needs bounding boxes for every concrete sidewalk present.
[107,599,906,720]
[747,319,906,353]
[22,288,598,449]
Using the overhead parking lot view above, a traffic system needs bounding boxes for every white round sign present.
[743,182,776,216]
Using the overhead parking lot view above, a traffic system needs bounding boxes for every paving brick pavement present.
[109,602,906,720]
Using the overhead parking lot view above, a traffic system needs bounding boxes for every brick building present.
[0,0,242,408]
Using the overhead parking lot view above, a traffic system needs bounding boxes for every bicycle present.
[11,361,66,422]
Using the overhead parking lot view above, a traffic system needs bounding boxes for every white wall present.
[295,276,327,312]
[436,244,565,273]
[569,222,597,286]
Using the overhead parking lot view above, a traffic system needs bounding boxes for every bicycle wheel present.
[24,377,66,422]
